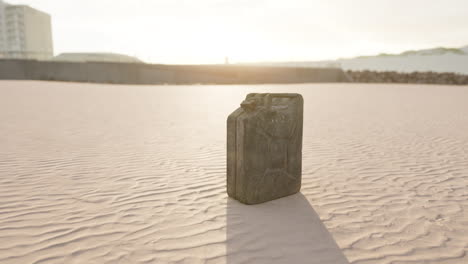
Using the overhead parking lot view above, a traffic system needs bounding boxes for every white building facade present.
[0,0,53,60]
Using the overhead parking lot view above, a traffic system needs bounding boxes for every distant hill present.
[248,45,468,74]
[358,47,466,58]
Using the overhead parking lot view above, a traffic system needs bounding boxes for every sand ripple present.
[0,81,467,263]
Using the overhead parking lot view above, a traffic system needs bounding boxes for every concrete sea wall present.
[0,59,350,84]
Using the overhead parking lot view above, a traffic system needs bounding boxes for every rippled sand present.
[1,81,467,264]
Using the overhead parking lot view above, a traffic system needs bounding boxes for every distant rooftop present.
[54,52,142,63]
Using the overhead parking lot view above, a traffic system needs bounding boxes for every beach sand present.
[0,81,467,264]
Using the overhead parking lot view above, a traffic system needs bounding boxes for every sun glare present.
[135,22,283,64]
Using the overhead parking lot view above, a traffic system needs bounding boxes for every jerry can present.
[227,93,303,204]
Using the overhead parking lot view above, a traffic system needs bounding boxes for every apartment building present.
[0,0,53,60]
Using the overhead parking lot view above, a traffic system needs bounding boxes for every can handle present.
[265,94,297,110]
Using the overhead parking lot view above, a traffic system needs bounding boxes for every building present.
[0,0,53,60]
[54,52,142,63]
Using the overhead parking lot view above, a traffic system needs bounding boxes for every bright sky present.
[6,0,468,64]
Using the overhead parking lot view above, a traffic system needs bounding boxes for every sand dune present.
[0,81,467,264]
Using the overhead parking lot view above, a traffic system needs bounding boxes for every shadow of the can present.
[226,193,349,264]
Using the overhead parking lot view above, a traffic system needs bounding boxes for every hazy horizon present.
[5,0,468,64]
